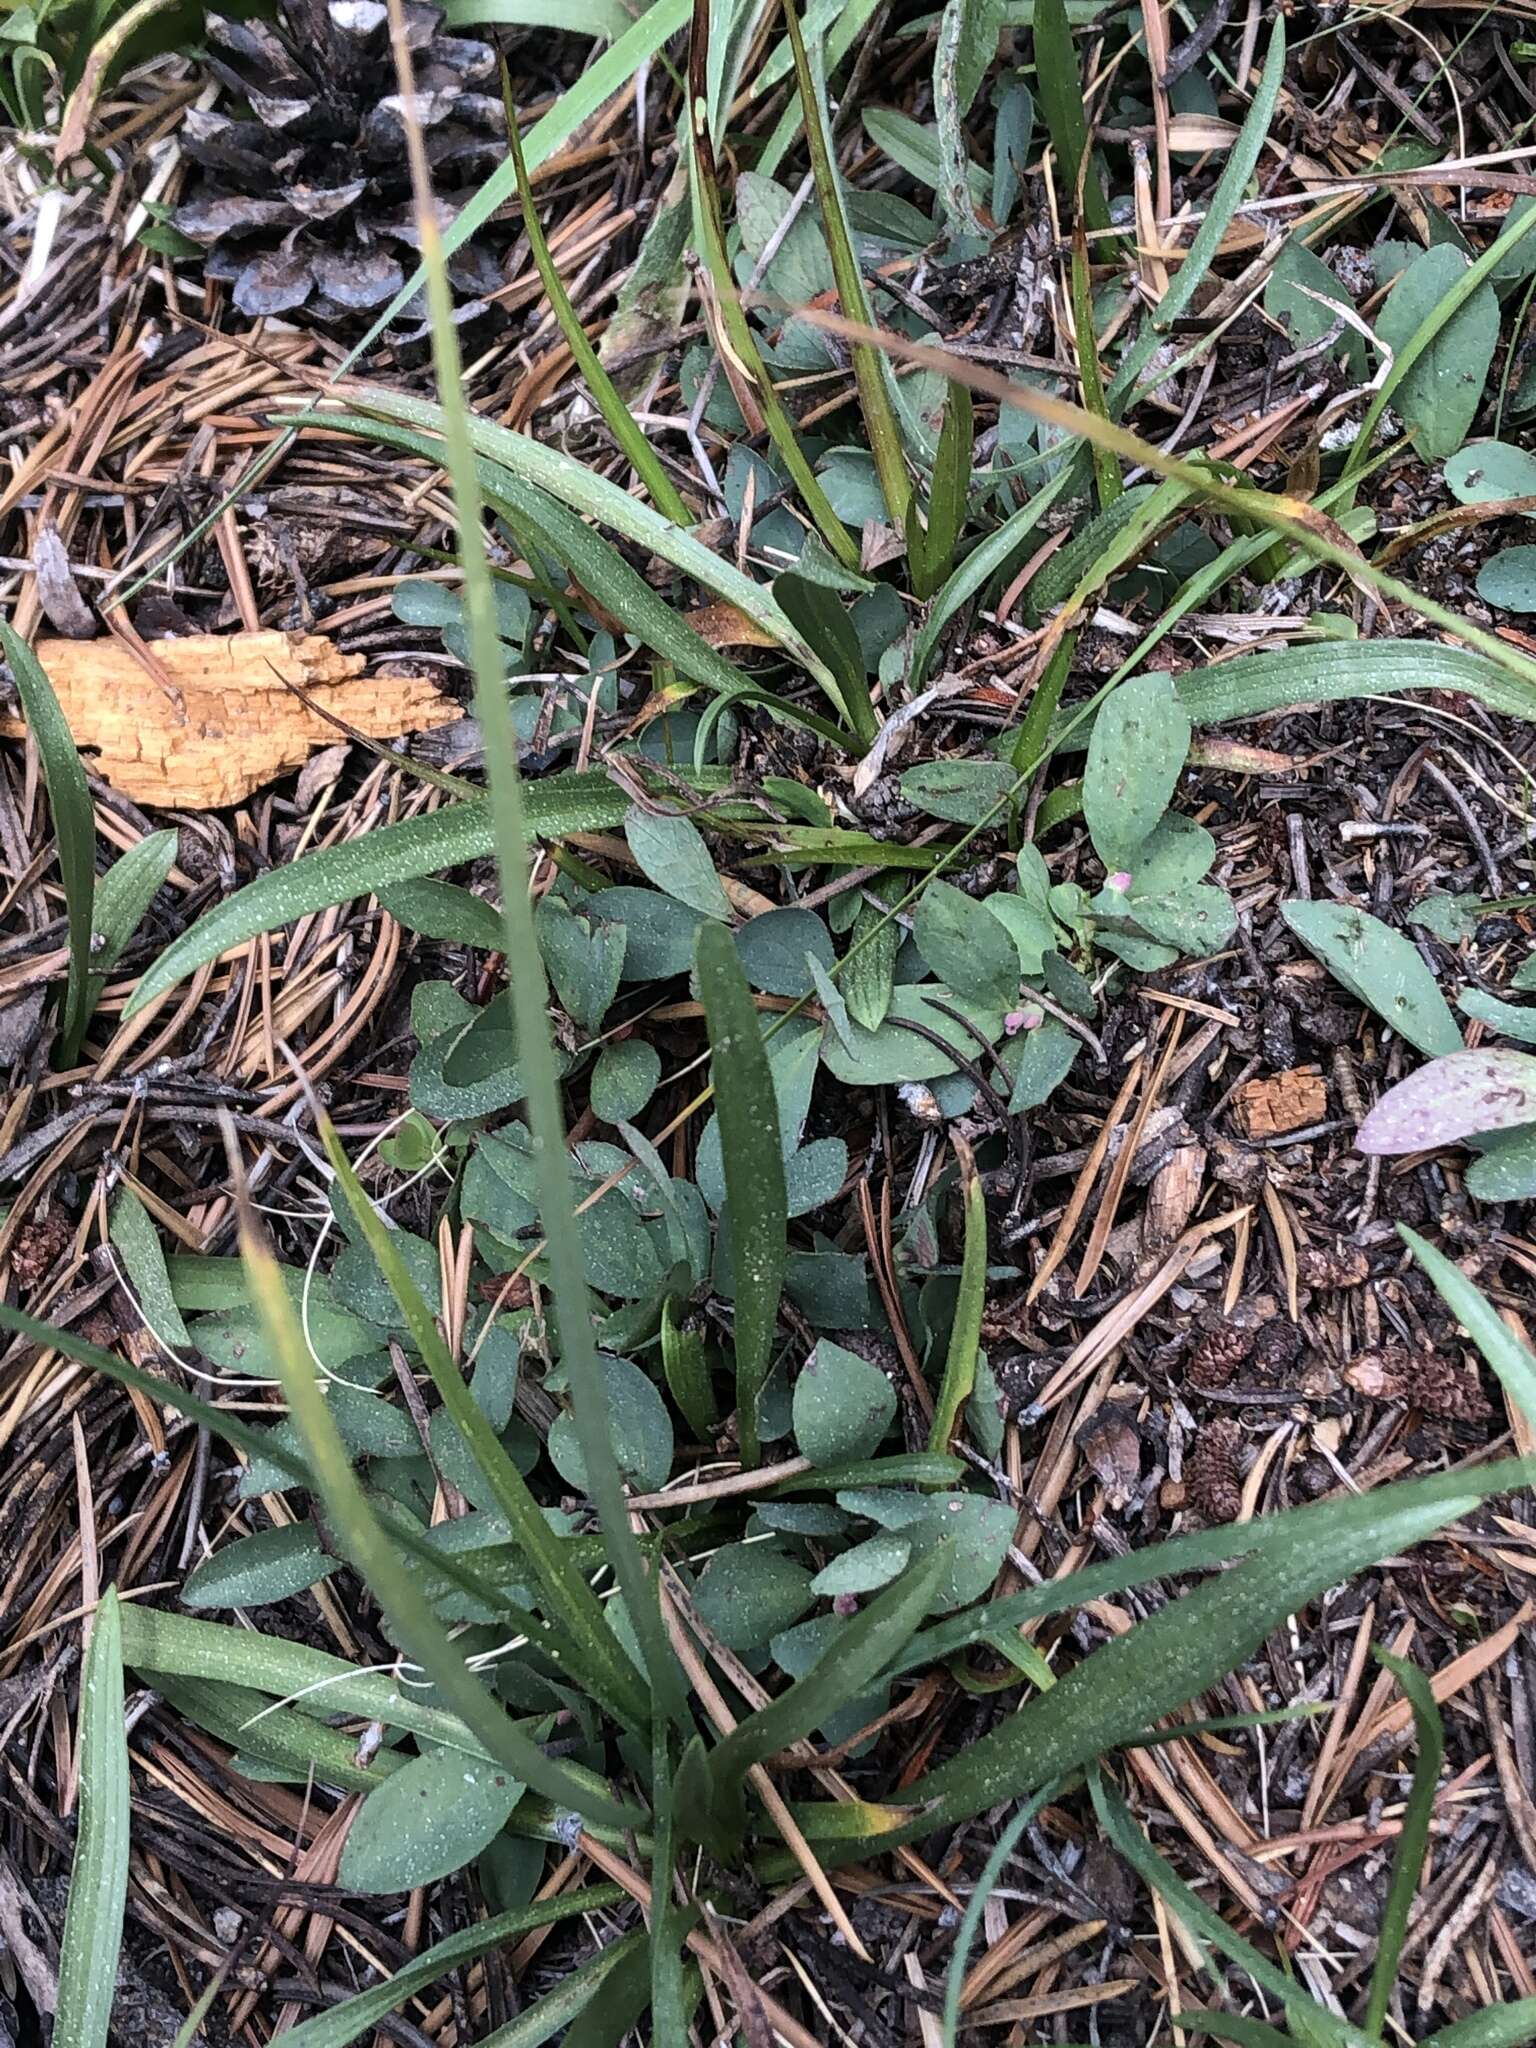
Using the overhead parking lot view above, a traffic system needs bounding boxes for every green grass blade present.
[941,1787,1055,2046]
[387,10,687,1732]
[898,1488,1475,1836]
[54,1589,130,2048]
[910,459,1080,688]
[121,1608,489,1752]
[237,1213,641,1828]
[695,920,787,1466]
[788,1467,1526,1860]
[707,1544,948,1805]
[477,1931,650,2048]
[318,1117,653,1732]
[87,828,175,1020]
[649,1723,689,2044]
[1071,229,1120,509]
[322,412,767,712]
[1107,21,1285,407]
[910,382,975,600]
[1365,1649,1443,2040]
[889,1458,1534,1680]
[929,1144,985,1454]
[1033,0,1108,232]
[310,390,844,689]
[123,783,621,1018]
[782,0,910,525]
[1400,1226,1536,1432]
[1089,1769,1371,2042]
[1419,2005,1536,2048]
[1344,197,1536,483]
[2,623,95,1062]
[1175,641,1536,732]
[273,1886,628,2048]
[504,90,691,526]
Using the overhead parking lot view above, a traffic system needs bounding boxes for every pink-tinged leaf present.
[1357,1049,1536,1155]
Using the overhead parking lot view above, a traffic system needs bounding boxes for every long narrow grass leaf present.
[1418,2005,1536,2048]
[791,1472,1513,1858]
[307,390,843,687]
[318,1118,652,1731]
[1366,1650,1443,2039]
[54,1589,129,2048]
[1033,0,1108,231]
[888,1457,1532,1679]
[783,0,910,523]
[1400,1226,1536,1432]
[510,95,691,524]
[385,6,687,1729]
[941,1787,1055,2046]
[929,1144,985,1454]
[2,624,95,1061]
[275,1887,628,2048]
[696,921,787,1465]
[237,1214,640,1827]
[124,782,620,1017]
[1089,1770,1373,2041]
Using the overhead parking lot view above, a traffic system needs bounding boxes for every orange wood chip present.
[1232,1068,1328,1140]
[3,631,459,809]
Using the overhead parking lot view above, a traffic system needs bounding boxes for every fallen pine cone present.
[1299,1242,1371,1289]
[1186,1419,1245,1523]
[1346,1343,1492,1422]
[1187,1314,1256,1390]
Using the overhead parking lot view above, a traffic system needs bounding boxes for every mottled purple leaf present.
[1357,1049,1536,1155]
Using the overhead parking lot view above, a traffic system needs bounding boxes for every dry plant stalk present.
[2,632,459,807]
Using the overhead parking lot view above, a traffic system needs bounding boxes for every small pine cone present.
[1346,1344,1492,1421]
[1187,1420,1245,1524]
[1188,1316,1255,1390]
[1299,1242,1370,1290]
[1250,1317,1303,1382]
[11,1206,73,1289]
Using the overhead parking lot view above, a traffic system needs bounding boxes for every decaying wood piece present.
[1231,1067,1328,1140]
[0,631,460,808]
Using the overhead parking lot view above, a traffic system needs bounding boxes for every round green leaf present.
[590,1040,662,1124]
[809,1533,910,1598]
[339,1748,524,1893]
[693,1541,815,1652]
[1476,545,1536,613]
[734,907,836,997]
[1445,440,1536,505]
[793,1338,897,1466]
[548,1354,673,1494]
[624,805,731,920]
[182,1524,338,1608]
